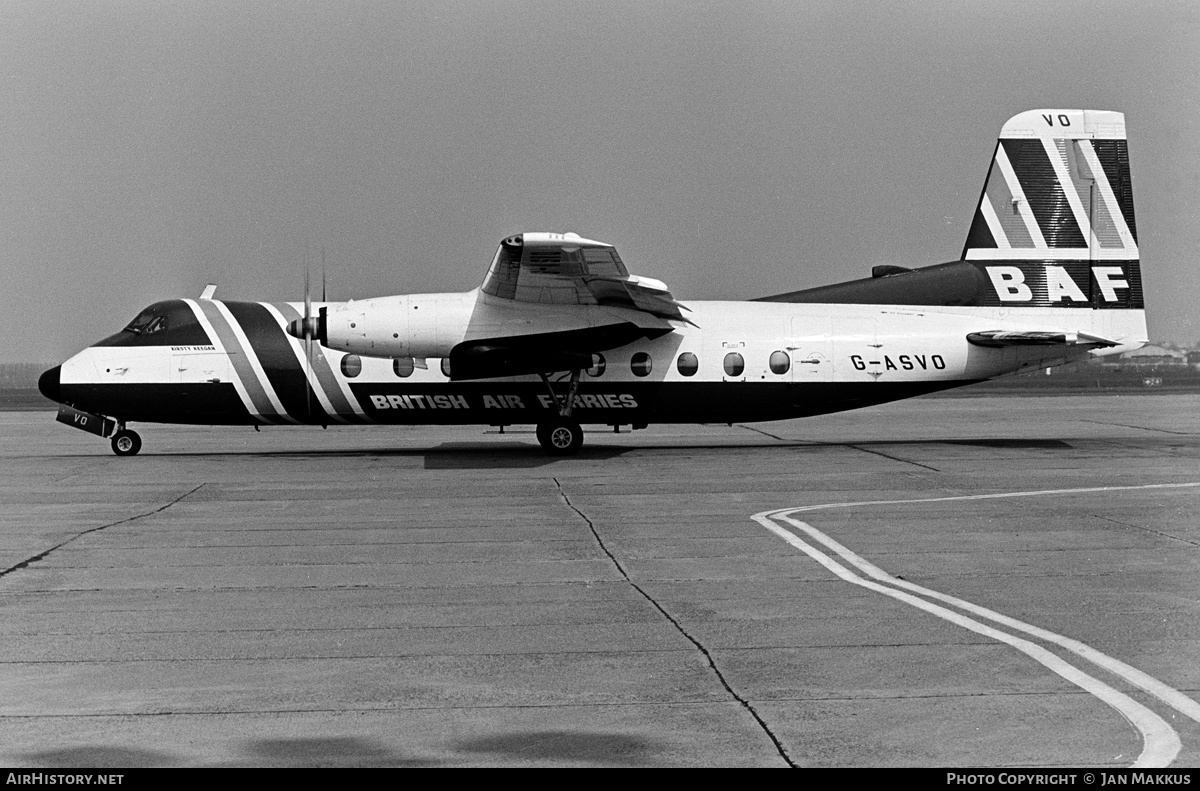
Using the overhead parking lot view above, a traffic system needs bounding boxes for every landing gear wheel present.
[536,419,583,456]
[110,429,142,457]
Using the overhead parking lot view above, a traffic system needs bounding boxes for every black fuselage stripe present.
[224,301,326,422]
[195,300,285,423]
[272,302,364,422]
[69,379,982,427]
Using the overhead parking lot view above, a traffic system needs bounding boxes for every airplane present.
[38,108,1146,456]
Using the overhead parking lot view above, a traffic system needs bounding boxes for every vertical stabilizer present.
[962,110,1142,310]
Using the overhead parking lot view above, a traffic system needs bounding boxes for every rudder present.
[962,109,1142,309]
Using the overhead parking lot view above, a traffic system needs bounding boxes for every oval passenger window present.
[393,358,414,377]
[769,350,791,375]
[676,352,698,377]
[723,352,744,377]
[587,354,606,378]
[630,352,653,377]
[341,354,362,378]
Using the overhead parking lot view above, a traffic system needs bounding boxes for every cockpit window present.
[95,300,210,347]
[123,312,168,335]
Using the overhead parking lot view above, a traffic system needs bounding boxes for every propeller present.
[304,258,313,420]
[286,249,325,422]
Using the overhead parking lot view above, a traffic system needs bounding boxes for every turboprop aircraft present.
[39,108,1146,456]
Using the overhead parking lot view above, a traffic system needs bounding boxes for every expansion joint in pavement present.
[736,424,786,441]
[551,477,798,768]
[0,483,206,580]
[846,444,941,471]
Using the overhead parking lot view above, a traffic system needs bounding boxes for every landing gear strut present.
[110,427,141,456]
[536,369,584,456]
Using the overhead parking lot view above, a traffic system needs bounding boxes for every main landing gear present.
[536,369,584,456]
[536,418,584,456]
[110,427,142,456]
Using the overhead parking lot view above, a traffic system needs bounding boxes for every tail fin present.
[962,109,1142,308]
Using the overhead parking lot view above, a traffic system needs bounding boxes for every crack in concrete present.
[846,443,941,471]
[736,424,787,441]
[0,484,206,580]
[552,477,797,768]
[1089,513,1200,548]
[1079,419,1199,437]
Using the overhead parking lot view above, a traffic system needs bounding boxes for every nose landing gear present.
[54,404,143,456]
[110,427,142,456]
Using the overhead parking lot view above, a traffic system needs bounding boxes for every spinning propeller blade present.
[304,255,313,420]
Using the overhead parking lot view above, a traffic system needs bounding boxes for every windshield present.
[123,311,168,335]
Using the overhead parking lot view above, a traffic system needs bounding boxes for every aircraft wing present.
[580,274,691,323]
[966,330,1120,348]
[480,232,693,325]
[447,231,692,379]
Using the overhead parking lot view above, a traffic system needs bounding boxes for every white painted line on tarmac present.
[778,481,1200,516]
[751,481,1200,768]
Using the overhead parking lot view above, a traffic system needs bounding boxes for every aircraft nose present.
[38,365,61,403]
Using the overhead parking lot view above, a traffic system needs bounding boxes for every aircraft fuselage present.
[47,295,1141,429]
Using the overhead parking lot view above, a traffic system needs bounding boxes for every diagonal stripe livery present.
[41,107,1154,456]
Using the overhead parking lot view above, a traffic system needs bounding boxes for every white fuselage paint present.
[59,296,1146,424]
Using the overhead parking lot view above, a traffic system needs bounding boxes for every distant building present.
[1113,345,1187,366]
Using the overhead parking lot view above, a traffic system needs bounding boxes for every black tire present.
[536,419,583,456]
[111,429,142,457]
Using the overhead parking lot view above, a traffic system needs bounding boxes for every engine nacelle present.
[320,291,478,359]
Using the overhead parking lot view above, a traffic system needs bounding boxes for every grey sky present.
[3,0,1197,363]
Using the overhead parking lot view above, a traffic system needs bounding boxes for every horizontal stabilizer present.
[966,329,1120,348]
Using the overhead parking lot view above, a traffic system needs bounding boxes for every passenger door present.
[788,316,834,382]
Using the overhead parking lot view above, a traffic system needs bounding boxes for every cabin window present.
[769,350,791,375]
[676,352,698,377]
[586,354,606,378]
[440,358,452,377]
[341,354,362,378]
[630,352,652,377]
[723,352,744,377]
[393,358,414,378]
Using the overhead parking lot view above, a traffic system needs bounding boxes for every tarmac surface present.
[1,393,1199,768]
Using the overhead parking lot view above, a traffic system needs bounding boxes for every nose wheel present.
[110,429,142,456]
[536,419,583,456]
